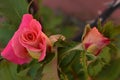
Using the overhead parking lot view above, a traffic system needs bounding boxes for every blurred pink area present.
[42,0,120,24]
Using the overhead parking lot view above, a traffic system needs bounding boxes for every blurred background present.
[1,0,120,50]
[42,0,120,24]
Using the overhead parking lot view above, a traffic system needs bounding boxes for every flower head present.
[82,27,110,55]
[1,14,52,64]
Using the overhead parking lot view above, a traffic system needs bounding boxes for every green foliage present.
[42,51,55,64]
[95,58,120,80]
[56,40,86,80]
[0,0,28,47]
[97,21,120,39]
[0,0,28,25]
[88,47,111,77]
[0,60,45,80]
[0,60,33,80]
[0,60,17,80]
[0,23,15,47]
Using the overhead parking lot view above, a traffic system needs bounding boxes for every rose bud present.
[82,27,110,55]
[49,34,66,44]
[1,14,52,65]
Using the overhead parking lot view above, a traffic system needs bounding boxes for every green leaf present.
[27,63,43,79]
[82,24,91,41]
[17,68,32,80]
[102,22,114,38]
[95,58,120,80]
[59,51,84,80]
[114,35,120,49]
[0,60,17,80]
[57,40,86,80]
[59,50,81,67]
[110,35,120,58]
[88,59,105,77]
[0,0,28,26]
[0,23,15,47]
[17,68,30,77]
[111,26,120,38]
[0,59,44,80]
[57,41,83,67]
[98,21,120,39]
[42,51,55,64]
[33,64,43,80]
[86,53,96,61]
[98,47,111,63]
[88,47,111,76]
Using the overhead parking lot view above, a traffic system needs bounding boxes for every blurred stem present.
[82,51,89,80]
[41,48,59,80]
[27,0,34,13]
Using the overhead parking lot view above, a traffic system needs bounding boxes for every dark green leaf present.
[28,63,43,80]
[59,50,80,67]
[57,41,85,79]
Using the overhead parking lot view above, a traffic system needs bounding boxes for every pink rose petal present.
[12,29,31,59]
[1,40,31,65]
[19,14,33,29]
[82,27,110,55]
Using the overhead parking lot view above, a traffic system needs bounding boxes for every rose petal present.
[39,44,46,61]
[27,50,41,59]
[37,34,47,61]
[19,30,39,50]
[19,19,43,51]
[12,30,31,59]
[1,40,31,65]
[83,27,102,44]
[41,32,52,50]
[19,14,33,29]
[11,14,35,59]
[29,19,42,31]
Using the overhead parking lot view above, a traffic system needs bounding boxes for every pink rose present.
[1,14,52,65]
[82,27,110,55]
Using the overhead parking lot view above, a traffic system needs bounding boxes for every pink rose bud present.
[1,14,52,65]
[49,34,66,44]
[82,27,110,55]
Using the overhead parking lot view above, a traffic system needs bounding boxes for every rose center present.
[27,33,34,40]
[22,31,37,42]
[26,33,36,41]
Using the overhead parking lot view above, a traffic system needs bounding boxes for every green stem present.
[82,51,89,80]
[27,0,34,13]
